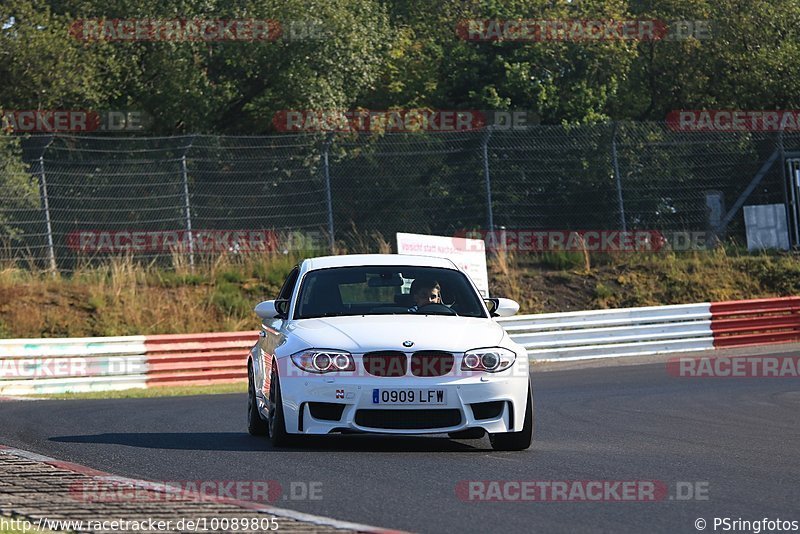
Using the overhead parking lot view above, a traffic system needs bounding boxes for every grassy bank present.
[0,252,300,338]
[492,248,800,313]
[1,248,799,339]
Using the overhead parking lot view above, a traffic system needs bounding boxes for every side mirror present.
[255,300,278,320]
[255,299,289,320]
[484,297,520,318]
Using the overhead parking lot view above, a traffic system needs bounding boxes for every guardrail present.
[0,332,255,395]
[1,297,798,394]
[710,297,800,348]
[144,332,255,387]
[496,303,714,361]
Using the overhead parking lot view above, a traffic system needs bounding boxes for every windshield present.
[294,266,487,319]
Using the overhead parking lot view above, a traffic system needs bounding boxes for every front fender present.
[249,344,268,399]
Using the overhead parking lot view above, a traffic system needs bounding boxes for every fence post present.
[611,122,627,232]
[181,135,197,270]
[323,135,335,253]
[37,135,57,274]
[778,130,797,247]
[481,126,495,234]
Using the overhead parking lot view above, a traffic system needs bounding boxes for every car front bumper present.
[267,367,530,435]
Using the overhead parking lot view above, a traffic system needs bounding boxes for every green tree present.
[620,0,800,119]
[0,0,123,111]
[13,0,392,133]
[0,130,39,243]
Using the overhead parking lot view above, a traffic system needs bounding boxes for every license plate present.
[372,388,446,405]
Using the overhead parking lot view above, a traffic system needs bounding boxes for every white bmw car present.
[246,254,533,450]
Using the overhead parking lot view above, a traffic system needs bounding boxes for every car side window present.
[277,267,300,301]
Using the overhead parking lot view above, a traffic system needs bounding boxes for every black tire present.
[267,362,292,447]
[489,381,534,451]
[247,362,268,436]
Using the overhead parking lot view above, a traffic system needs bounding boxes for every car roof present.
[301,254,457,272]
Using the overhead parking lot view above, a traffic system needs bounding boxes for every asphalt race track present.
[1,354,799,533]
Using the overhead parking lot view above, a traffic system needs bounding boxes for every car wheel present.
[267,362,292,447]
[489,380,534,451]
[247,362,268,436]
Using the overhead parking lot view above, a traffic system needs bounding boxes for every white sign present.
[396,232,489,297]
[744,204,790,251]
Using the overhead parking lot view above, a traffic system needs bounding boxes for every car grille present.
[362,351,407,377]
[411,351,454,377]
[354,409,462,430]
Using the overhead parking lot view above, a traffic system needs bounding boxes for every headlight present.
[461,347,516,372]
[291,350,355,373]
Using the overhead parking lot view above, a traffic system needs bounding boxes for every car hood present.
[286,315,507,353]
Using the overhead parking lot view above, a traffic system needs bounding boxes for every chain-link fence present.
[2,122,799,271]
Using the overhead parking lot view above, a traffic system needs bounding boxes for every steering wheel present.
[415,303,459,316]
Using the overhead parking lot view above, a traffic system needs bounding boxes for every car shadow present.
[49,432,489,452]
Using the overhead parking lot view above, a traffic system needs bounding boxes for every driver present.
[408,278,441,312]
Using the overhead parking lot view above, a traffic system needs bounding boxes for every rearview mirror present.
[367,273,404,287]
[484,297,520,318]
